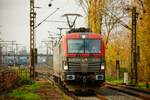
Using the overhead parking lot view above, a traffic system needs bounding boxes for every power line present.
[34,8,60,29]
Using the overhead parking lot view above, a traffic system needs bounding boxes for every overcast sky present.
[0,0,86,53]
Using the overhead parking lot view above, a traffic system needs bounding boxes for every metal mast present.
[30,0,35,80]
[131,7,138,85]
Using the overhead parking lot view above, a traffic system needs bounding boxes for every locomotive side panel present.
[53,44,61,78]
[53,42,65,80]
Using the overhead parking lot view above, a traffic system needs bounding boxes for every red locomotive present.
[53,28,105,87]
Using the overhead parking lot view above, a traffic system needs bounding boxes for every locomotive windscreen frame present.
[67,39,101,54]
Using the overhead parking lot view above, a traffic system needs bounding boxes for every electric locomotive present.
[53,28,105,86]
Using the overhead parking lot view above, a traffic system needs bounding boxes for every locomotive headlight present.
[81,35,86,39]
[101,65,105,70]
[64,65,68,70]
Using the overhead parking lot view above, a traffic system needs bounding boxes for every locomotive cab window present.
[85,40,101,53]
[67,39,101,53]
[68,39,84,53]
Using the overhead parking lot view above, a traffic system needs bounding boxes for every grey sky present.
[0,0,86,53]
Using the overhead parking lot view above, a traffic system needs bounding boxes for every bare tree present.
[101,0,130,45]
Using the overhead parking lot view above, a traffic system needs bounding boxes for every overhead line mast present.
[30,0,35,80]
[131,7,138,85]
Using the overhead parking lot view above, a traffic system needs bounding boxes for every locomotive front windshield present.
[68,39,101,53]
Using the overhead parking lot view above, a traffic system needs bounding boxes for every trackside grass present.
[106,75,150,89]
[9,82,41,100]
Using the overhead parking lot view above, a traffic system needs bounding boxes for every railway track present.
[105,83,150,100]
[36,68,150,100]
[37,71,108,100]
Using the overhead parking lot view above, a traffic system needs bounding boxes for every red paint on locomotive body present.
[61,33,105,57]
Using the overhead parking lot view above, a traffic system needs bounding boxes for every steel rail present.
[105,83,150,100]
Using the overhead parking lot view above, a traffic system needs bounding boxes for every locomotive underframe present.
[64,71,105,84]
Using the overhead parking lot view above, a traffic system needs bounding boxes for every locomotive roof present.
[61,32,103,40]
